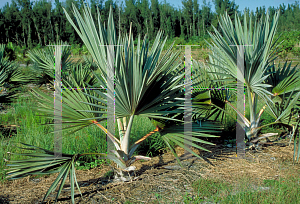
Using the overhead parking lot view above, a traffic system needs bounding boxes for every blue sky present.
[0,0,298,13]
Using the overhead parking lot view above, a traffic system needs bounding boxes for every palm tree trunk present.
[117,118,125,142]
[121,115,134,154]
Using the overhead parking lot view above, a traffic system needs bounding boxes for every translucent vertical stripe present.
[184,46,192,155]
[107,45,115,156]
[54,45,62,158]
[236,45,245,158]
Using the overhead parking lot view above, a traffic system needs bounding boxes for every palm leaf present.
[27,41,73,80]
[5,143,80,203]
[5,143,115,203]
[266,61,300,96]
[207,10,280,106]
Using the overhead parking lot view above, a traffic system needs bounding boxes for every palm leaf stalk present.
[5,3,221,203]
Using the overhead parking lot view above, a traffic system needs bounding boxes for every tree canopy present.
[0,0,299,47]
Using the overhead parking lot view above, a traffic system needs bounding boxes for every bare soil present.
[1,138,299,204]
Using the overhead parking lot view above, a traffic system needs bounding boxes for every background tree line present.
[0,0,299,49]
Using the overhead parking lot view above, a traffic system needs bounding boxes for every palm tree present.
[5,4,221,203]
[0,44,29,104]
[264,61,300,160]
[27,41,73,86]
[201,10,300,148]
[27,41,100,89]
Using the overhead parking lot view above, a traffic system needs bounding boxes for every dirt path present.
[1,139,299,204]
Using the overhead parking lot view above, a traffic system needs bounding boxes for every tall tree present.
[151,0,160,38]
[0,0,299,46]
[124,0,140,36]
[138,0,150,36]
[62,0,81,45]
[193,0,199,36]
[32,0,53,46]
[212,0,239,29]
[1,1,22,45]
[54,0,64,43]
[182,0,193,38]
[16,0,34,48]
[201,0,212,37]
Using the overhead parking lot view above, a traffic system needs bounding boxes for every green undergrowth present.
[133,173,300,204]
[189,174,300,204]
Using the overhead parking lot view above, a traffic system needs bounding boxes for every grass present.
[186,173,300,204]
[134,173,300,204]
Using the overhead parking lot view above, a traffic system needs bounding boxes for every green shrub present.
[292,47,300,56]
[71,44,81,56]
[4,42,17,61]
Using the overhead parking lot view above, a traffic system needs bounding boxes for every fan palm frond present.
[27,41,73,81]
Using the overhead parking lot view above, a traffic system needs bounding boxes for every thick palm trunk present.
[121,115,134,155]
[117,118,125,141]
